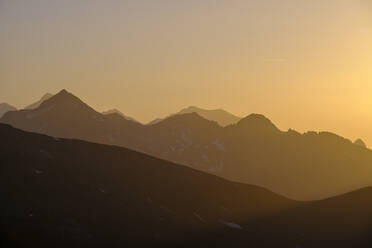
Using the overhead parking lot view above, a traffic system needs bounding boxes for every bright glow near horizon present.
[0,0,371,145]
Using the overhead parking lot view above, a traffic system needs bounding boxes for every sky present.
[0,0,371,146]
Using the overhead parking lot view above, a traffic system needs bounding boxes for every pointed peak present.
[48,90,72,102]
[36,89,98,114]
[57,89,70,95]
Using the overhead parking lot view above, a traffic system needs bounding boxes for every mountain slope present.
[2,90,372,200]
[0,124,296,247]
[24,93,53,110]
[196,187,372,248]
[0,103,16,118]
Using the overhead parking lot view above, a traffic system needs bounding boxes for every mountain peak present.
[177,106,241,126]
[236,114,279,133]
[35,89,98,116]
[54,89,78,99]
[354,138,367,148]
[181,106,202,112]
[59,89,69,94]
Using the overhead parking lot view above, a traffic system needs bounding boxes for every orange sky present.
[0,0,371,146]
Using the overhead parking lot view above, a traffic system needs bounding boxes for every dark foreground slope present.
[206,187,372,248]
[2,124,372,247]
[0,124,296,248]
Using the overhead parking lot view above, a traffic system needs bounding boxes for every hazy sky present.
[1,0,371,145]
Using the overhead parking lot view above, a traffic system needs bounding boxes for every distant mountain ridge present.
[102,109,139,123]
[148,106,241,126]
[24,93,53,110]
[0,103,16,118]
[2,89,372,200]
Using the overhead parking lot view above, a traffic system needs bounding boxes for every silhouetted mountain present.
[1,89,143,149]
[148,106,241,126]
[355,138,367,148]
[2,90,372,200]
[24,93,53,110]
[0,103,16,118]
[0,124,296,247]
[233,113,280,134]
[102,109,139,123]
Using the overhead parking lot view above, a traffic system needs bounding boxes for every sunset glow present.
[1,0,371,145]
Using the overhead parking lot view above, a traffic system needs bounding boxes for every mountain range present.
[2,124,372,247]
[0,93,53,118]
[148,106,241,126]
[1,89,372,200]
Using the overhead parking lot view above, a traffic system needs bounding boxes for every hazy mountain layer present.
[24,93,53,110]
[148,106,241,126]
[0,103,16,118]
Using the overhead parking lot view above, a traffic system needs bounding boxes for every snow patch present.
[160,205,174,214]
[98,188,106,193]
[207,161,225,173]
[220,221,243,230]
[193,212,205,223]
[202,153,209,162]
[212,139,225,151]
[34,169,44,175]
[39,149,53,159]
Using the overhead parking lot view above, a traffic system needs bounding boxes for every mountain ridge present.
[24,93,53,110]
